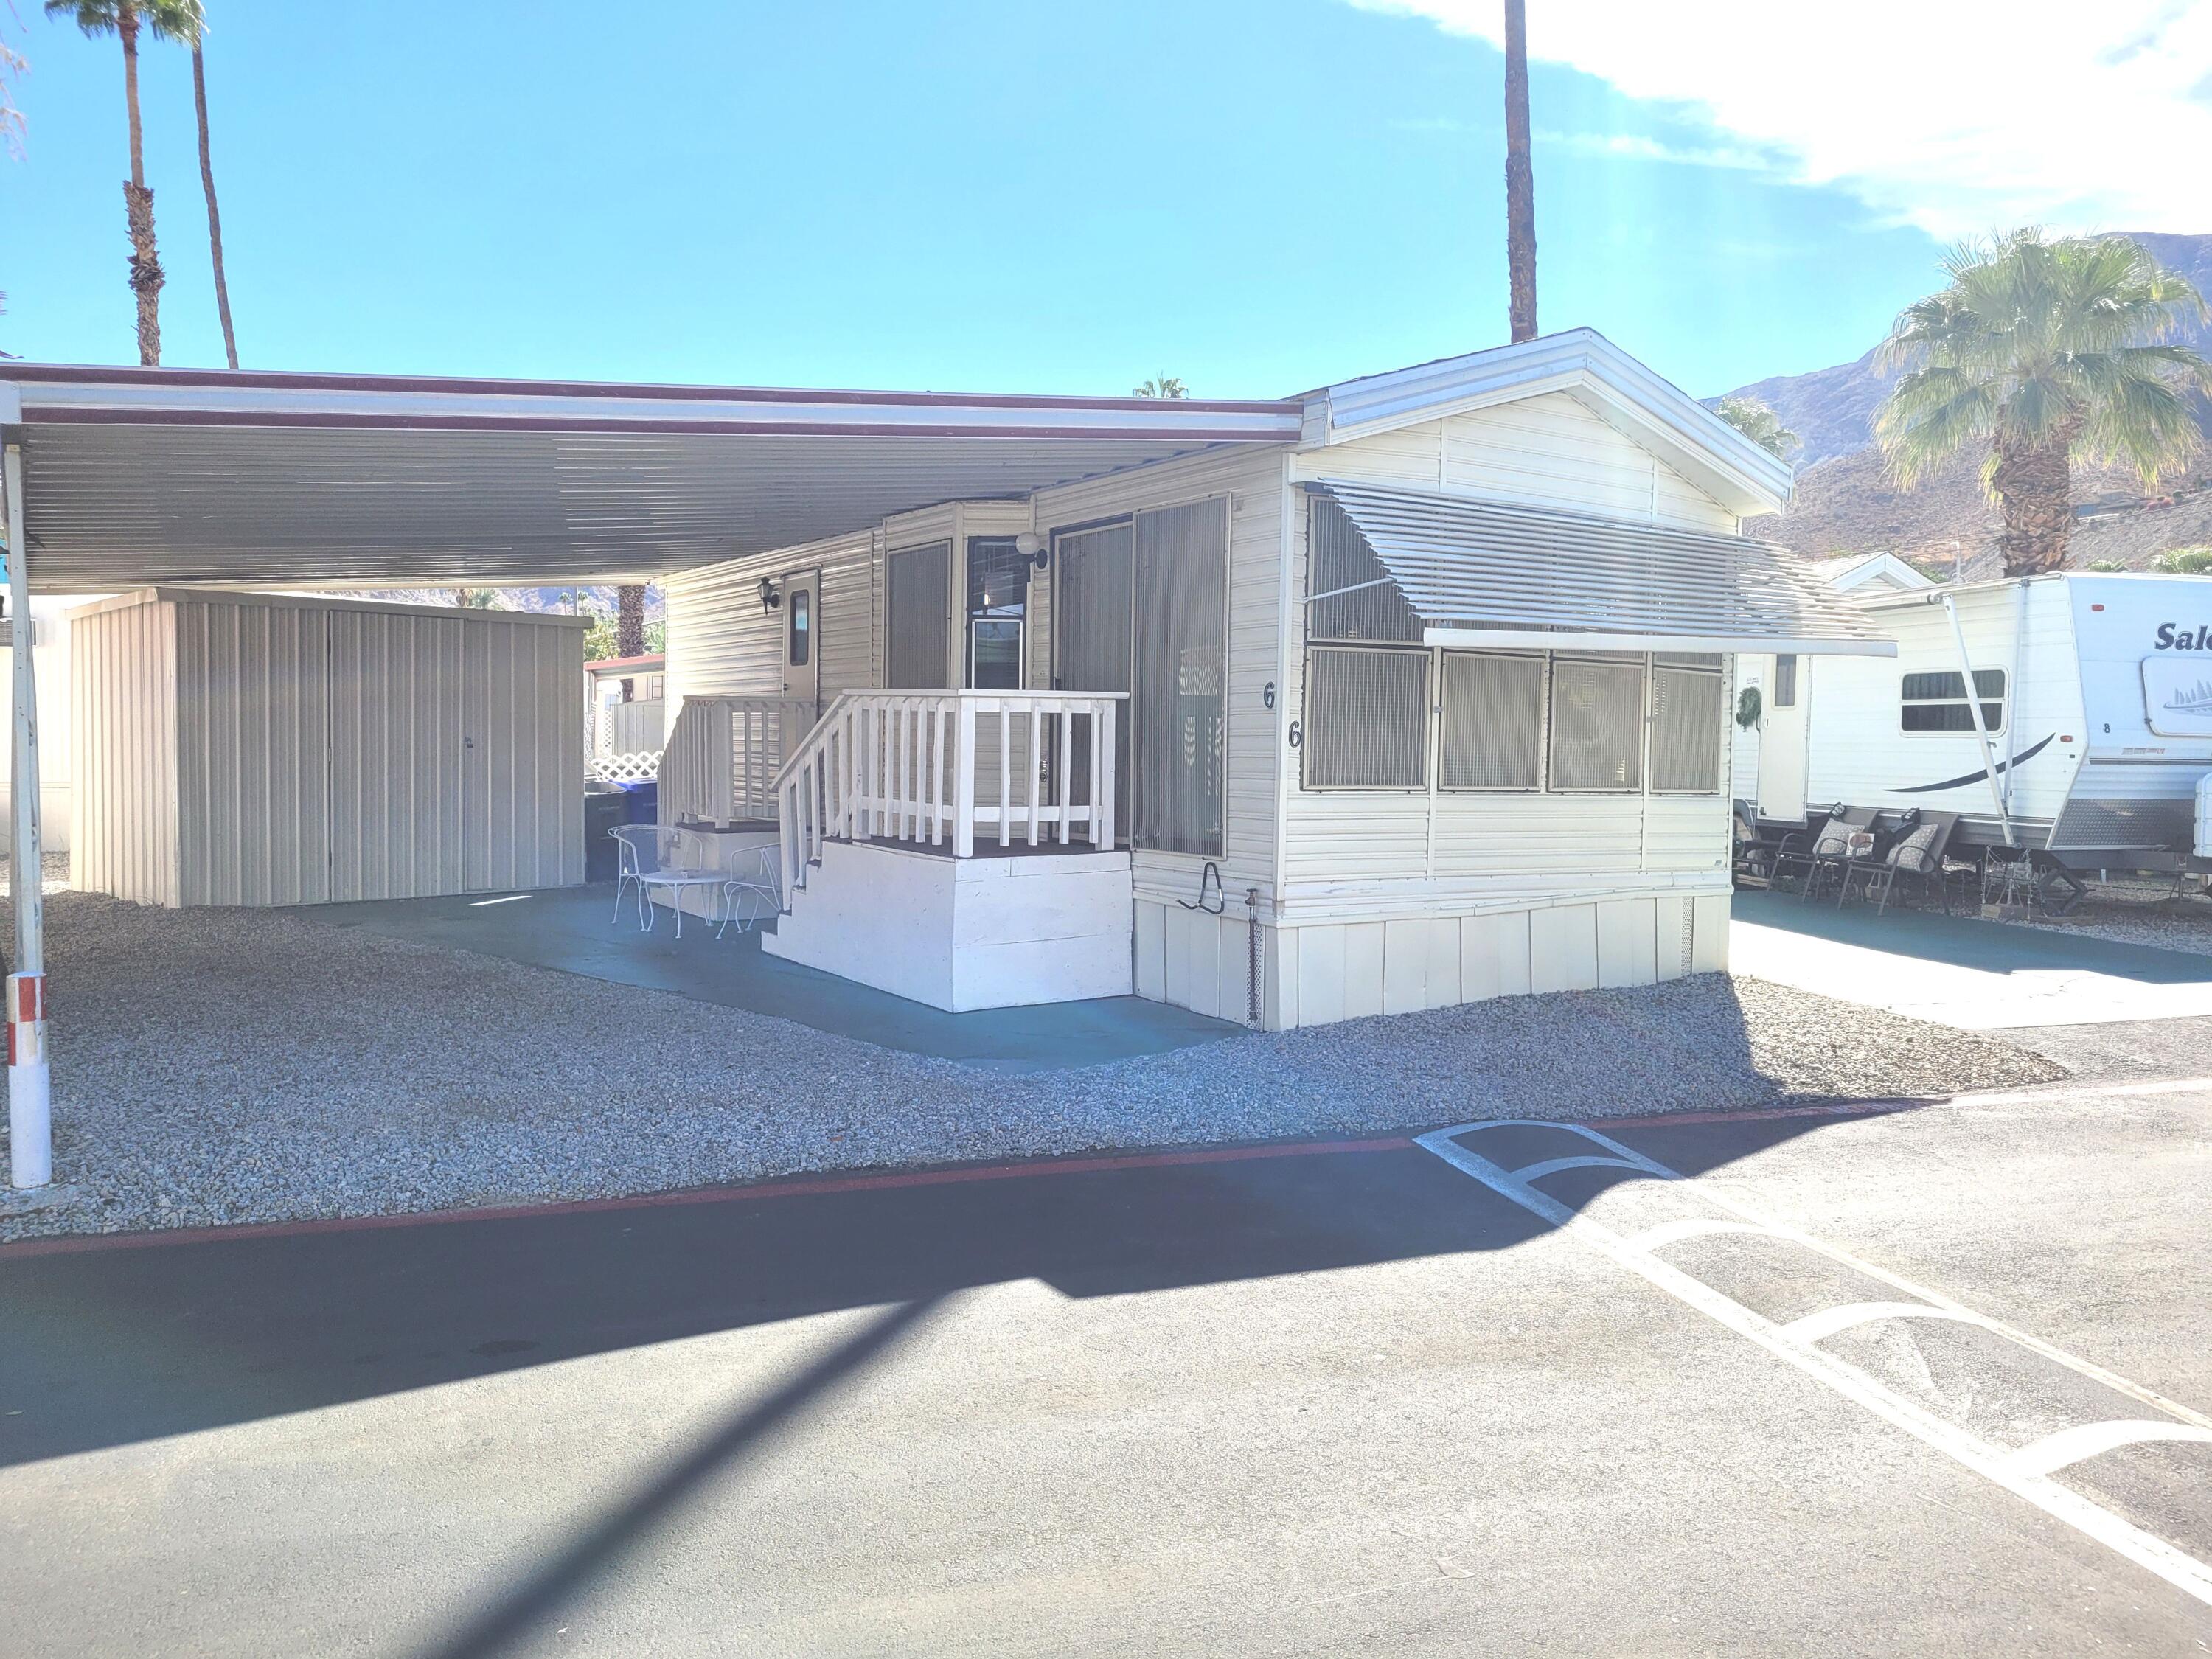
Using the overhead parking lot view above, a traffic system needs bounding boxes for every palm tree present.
[180,8,237,368]
[1876,229,2212,577]
[1,19,26,161]
[1131,375,1186,400]
[615,584,646,700]
[1503,0,1536,343]
[46,0,204,366]
[2152,546,2212,575]
[1716,397,1798,462]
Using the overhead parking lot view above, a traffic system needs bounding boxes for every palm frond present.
[1875,227,2212,502]
[1876,371,2000,487]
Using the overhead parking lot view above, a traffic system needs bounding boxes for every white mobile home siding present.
[73,591,584,908]
[1031,445,1290,1023]
[1260,392,1739,1027]
[662,529,878,720]
[1290,390,1741,535]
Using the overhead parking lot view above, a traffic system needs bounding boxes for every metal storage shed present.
[70,589,585,908]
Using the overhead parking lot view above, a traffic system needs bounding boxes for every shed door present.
[327,610,466,902]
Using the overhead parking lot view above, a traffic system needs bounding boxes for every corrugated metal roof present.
[1309,481,1894,657]
[0,367,1303,591]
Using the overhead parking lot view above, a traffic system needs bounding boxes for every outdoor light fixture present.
[1015,530,1049,571]
[757,576,782,613]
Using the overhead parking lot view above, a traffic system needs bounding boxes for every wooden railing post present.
[1097,700,1116,849]
[953,696,976,858]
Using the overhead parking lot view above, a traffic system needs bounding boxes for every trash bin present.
[583,785,630,882]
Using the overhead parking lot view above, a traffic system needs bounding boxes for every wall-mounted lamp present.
[757,576,782,613]
[1015,530,1049,571]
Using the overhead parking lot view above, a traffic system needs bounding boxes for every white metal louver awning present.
[1308,481,1895,657]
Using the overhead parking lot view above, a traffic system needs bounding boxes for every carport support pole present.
[2,439,49,1189]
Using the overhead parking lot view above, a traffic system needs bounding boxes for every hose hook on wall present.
[1178,860,1226,916]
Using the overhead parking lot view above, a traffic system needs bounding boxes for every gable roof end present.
[1298,327,1793,521]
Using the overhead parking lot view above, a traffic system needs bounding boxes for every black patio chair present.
[1771,805,1877,902]
[1842,810,1959,914]
[1733,799,1781,887]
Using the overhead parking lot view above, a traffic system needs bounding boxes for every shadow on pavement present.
[3,1104,1916,1659]
[1,1107,1886,1472]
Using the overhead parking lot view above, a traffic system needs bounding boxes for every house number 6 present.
[1287,720,1302,749]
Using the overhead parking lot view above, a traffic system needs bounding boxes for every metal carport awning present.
[1307,480,1895,657]
[0,364,1308,1192]
[0,366,1304,591]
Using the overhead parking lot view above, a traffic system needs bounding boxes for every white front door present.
[781,571,819,706]
[1757,652,1809,821]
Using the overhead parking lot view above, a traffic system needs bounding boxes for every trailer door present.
[1756,653,1809,821]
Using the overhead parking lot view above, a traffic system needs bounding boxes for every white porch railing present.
[658,696,820,829]
[773,690,1124,902]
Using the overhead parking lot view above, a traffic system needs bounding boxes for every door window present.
[786,585,811,667]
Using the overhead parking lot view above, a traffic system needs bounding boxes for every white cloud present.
[1348,0,2212,237]
[1537,130,1777,173]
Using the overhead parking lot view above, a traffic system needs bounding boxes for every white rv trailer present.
[1739,572,2212,869]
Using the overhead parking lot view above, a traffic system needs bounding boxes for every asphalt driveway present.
[3,1066,2208,1658]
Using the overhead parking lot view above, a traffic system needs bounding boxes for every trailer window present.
[1651,655,1724,793]
[1772,655,1797,708]
[1439,651,1544,789]
[1548,655,1646,792]
[1304,646,1430,789]
[1900,669,2005,734]
[964,535,1028,689]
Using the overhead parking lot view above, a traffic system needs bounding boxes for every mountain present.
[1726,231,2212,571]
[318,583,664,619]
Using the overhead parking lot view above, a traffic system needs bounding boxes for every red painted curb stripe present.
[0,1096,1939,1262]
[0,1136,1419,1259]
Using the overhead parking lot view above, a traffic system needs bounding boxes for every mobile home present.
[655,330,1887,1025]
[1739,571,2212,869]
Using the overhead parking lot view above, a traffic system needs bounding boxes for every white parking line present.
[1415,1118,2212,1610]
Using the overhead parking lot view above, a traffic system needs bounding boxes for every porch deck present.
[294,882,1236,1073]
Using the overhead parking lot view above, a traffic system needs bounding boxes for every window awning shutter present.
[1307,481,1894,657]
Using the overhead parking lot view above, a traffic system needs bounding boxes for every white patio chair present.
[608,823,725,938]
[716,844,785,938]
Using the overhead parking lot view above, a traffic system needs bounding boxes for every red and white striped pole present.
[7,971,46,1188]
[4,437,51,1190]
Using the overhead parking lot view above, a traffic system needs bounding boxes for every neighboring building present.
[656,330,1885,1025]
[1739,570,2212,871]
[585,651,667,761]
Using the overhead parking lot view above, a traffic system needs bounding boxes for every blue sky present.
[1,1,2201,400]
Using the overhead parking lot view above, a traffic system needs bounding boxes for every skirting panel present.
[1133,891,1732,1030]
[771,840,1134,1012]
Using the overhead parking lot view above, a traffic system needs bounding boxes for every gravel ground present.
[0,851,74,898]
[0,893,2065,1242]
[2013,878,2212,957]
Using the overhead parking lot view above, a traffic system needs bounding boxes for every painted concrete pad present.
[290,881,1234,1071]
[1731,888,2212,1029]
